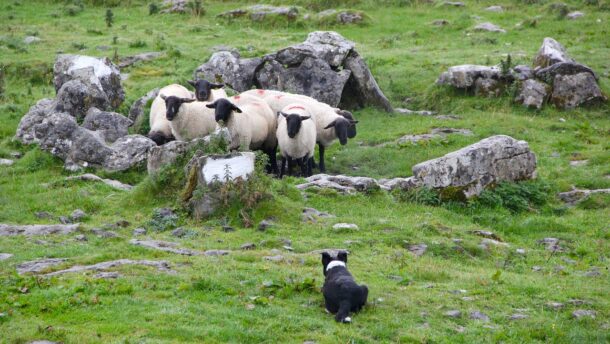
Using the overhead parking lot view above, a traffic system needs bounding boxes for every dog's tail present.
[360,285,369,308]
[335,300,352,323]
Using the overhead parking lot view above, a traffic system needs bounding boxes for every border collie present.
[321,251,368,323]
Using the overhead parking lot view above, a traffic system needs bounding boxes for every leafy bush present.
[473,180,553,213]
[148,3,159,15]
[128,39,147,48]
[393,187,441,206]
[147,208,178,231]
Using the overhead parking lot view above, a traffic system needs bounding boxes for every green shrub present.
[128,39,147,48]
[393,187,441,206]
[473,180,553,213]
[148,3,159,15]
[147,208,179,231]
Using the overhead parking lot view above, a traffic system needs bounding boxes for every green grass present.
[1,0,609,343]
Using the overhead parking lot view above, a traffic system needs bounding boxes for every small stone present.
[568,299,588,306]
[115,219,130,228]
[485,5,503,12]
[583,268,601,277]
[516,248,526,255]
[455,325,466,333]
[74,234,87,242]
[406,243,427,257]
[572,309,596,319]
[263,255,284,262]
[554,265,566,272]
[258,220,274,231]
[551,152,560,158]
[462,297,474,302]
[94,271,121,279]
[240,243,256,250]
[222,225,235,232]
[450,289,468,294]
[171,227,186,238]
[283,246,294,251]
[470,311,490,322]
[0,159,14,166]
[567,11,584,20]
[546,302,564,310]
[35,211,53,219]
[474,22,506,33]
[532,266,543,272]
[559,118,566,122]
[246,304,255,310]
[204,250,230,256]
[133,227,146,236]
[332,223,359,231]
[344,240,362,246]
[431,19,450,26]
[509,313,528,320]
[91,228,118,238]
[445,310,462,318]
[301,207,335,223]
[562,257,576,265]
[23,36,41,44]
[570,160,588,167]
[70,209,87,222]
[443,1,465,6]
[0,253,13,260]
[538,238,563,252]
[58,216,72,224]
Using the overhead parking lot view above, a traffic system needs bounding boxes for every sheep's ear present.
[337,251,348,263]
[206,101,218,109]
[160,94,167,101]
[321,252,332,265]
[280,112,288,118]
[187,80,196,87]
[211,83,224,89]
[300,115,311,121]
[350,120,359,124]
[183,98,196,103]
[232,105,243,113]
[324,120,337,129]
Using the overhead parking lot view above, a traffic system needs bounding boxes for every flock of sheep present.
[148,80,359,177]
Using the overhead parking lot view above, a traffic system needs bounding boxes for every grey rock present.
[263,255,284,262]
[546,302,564,310]
[222,225,235,232]
[412,135,537,198]
[258,220,274,231]
[204,250,230,256]
[317,9,365,25]
[82,107,132,143]
[568,299,589,306]
[515,79,549,109]
[554,265,566,272]
[119,52,163,68]
[130,239,204,255]
[53,54,124,109]
[147,138,202,177]
[0,253,14,260]
[431,19,450,26]
[65,173,133,191]
[479,238,509,250]
[583,268,601,277]
[474,78,502,97]
[532,266,543,272]
[0,158,13,166]
[562,257,577,265]
[509,313,528,320]
[96,45,111,51]
[533,37,574,68]
[59,216,72,224]
[129,88,159,131]
[17,258,67,274]
[171,227,186,238]
[10,152,22,159]
[193,51,262,92]
[35,211,53,219]
[104,135,155,171]
[74,234,87,241]
[474,22,506,33]
[378,177,419,191]
[94,271,121,279]
[70,209,87,221]
[23,36,41,44]
[241,243,256,250]
[535,62,598,84]
[485,5,503,12]
[471,230,503,241]
[445,310,462,318]
[512,65,533,81]
[301,207,335,223]
[43,259,175,276]
[341,50,393,112]
[395,108,437,116]
[538,237,563,252]
[15,98,57,144]
[470,311,490,322]
[443,1,465,6]
[551,72,605,109]
[516,248,526,255]
[298,174,379,193]
[437,65,500,88]
[190,194,220,220]
[133,227,147,236]
[91,228,118,238]
[218,5,300,22]
[407,243,428,257]
[566,11,584,20]
[332,223,359,231]
[160,0,188,13]
[0,223,80,236]
[572,310,596,319]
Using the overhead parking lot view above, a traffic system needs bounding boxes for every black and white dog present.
[321,251,368,323]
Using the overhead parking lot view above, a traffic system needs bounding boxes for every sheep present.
[148,84,193,145]
[187,79,227,102]
[205,97,278,173]
[241,89,357,172]
[158,95,218,142]
[276,104,316,178]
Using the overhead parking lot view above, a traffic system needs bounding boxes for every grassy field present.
[1,0,609,343]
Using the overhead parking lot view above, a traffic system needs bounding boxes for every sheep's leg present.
[318,144,326,173]
[280,156,287,179]
[288,158,295,176]
[299,157,307,177]
[267,145,278,175]
[307,157,313,177]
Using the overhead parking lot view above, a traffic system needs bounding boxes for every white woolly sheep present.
[159,95,217,141]
[276,104,316,178]
[187,79,228,102]
[241,89,358,172]
[148,84,192,145]
[206,97,278,173]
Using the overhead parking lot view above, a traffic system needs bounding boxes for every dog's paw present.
[342,317,352,323]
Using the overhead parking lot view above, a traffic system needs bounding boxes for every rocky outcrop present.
[0,223,80,236]
[533,38,574,68]
[316,9,366,25]
[515,79,549,109]
[82,107,132,143]
[42,259,175,276]
[412,135,536,198]
[558,188,610,205]
[129,87,159,132]
[218,5,300,21]
[550,73,605,109]
[14,98,56,144]
[194,31,393,112]
[473,22,506,33]
[65,173,133,191]
[437,65,500,89]
[160,0,188,14]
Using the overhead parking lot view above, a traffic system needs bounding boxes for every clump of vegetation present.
[147,208,179,231]
[187,0,205,17]
[71,42,87,50]
[148,3,159,15]
[128,39,147,48]
[393,187,441,206]
[473,180,553,213]
[64,1,84,16]
[105,8,114,28]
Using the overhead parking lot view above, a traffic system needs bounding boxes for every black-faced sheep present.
[276,104,316,178]
[187,79,227,102]
[159,95,217,141]
[148,84,192,145]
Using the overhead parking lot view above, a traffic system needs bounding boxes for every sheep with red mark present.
[276,104,316,178]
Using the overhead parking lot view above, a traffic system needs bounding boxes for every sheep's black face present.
[283,113,310,138]
[321,251,348,277]
[163,96,183,121]
[188,79,224,102]
[206,98,241,123]
[336,109,357,139]
[335,118,350,145]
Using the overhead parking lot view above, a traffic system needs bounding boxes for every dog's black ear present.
[337,251,348,263]
[321,252,332,266]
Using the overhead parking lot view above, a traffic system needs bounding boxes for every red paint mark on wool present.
[275,95,284,99]
[234,96,241,100]
[288,105,305,110]
[257,89,265,95]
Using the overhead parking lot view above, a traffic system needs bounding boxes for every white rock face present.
[474,22,506,33]
[484,6,503,12]
[412,135,537,198]
[515,79,549,109]
[437,65,500,88]
[567,11,584,20]
[201,152,255,185]
[534,37,574,68]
